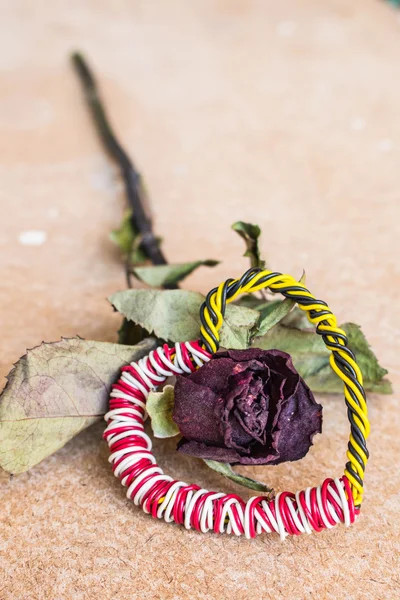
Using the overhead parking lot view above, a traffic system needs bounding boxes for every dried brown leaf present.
[0,337,157,475]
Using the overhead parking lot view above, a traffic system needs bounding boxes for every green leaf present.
[257,299,295,336]
[232,221,265,268]
[342,323,390,390]
[281,306,311,330]
[0,337,157,475]
[203,460,274,495]
[110,211,136,255]
[110,289,204,342]
[253,323,391,394]
[109,289,260,349]
[132,260,219,288]
[110,211,148,264]
[146,385,179,438]
[220,303,260,349]
[129,238,148,265]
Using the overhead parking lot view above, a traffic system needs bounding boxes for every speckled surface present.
[0,1,400,598]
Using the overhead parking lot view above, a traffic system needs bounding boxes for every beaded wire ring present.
[104,268,369,539]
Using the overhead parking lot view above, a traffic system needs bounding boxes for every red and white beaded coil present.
[104,341,356,540]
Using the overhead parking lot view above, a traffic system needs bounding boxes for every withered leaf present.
[0,337,157,475]
[232,221,265,269]
[203,459,274,495]
[131,260,219,288]
[146,385,180,438]
[109,210,147,264]
[110,210,137,255]
[253,323,391,394]
[109,289,260,349]
[256,273,306,336]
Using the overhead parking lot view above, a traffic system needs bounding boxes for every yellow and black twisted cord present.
[199,268,370,509]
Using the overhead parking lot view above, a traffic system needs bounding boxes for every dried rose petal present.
[173,348,322,465]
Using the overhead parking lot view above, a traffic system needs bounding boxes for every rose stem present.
[71,51,174,288]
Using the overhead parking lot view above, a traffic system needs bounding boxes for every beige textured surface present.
[1,1,400,599]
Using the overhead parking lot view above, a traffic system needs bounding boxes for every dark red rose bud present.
[173,348,322,465]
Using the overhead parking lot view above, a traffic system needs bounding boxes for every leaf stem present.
[71,51,168,270]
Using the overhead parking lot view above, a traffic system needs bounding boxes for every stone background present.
[0,1,399,598]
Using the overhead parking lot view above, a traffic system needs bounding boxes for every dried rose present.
[173,348,322,465]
